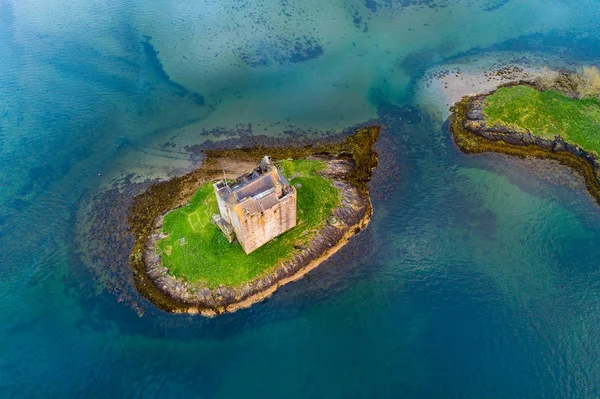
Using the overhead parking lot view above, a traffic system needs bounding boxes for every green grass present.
[483,85,600,155]
[156,159,340,288]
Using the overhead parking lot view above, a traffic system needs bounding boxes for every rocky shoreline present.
[450,84,600,204]
[129,127,380,316]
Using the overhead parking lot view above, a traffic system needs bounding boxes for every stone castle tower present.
[212,156,297,254]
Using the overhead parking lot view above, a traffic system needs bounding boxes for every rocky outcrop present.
[450,89,600,203]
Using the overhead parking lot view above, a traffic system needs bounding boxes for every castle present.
[212,156,297,254]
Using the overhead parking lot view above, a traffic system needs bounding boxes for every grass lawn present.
[483,85,600,155]
[156,159,340,288]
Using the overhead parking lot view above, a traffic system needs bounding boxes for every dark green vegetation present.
[483,85,600,155]
[128,126,379,312]
[156,159,340,288]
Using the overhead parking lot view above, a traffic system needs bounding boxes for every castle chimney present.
[260,156,273,172]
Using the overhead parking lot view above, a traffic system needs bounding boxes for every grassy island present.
[483,85,600,155]
[157,159,340,288]
[450,78,600,206]
[129,126,380,315]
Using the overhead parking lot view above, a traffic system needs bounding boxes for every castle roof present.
[233,172,277,201]
[214,157,292,215]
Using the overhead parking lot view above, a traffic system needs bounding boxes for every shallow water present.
[2,0,600,397]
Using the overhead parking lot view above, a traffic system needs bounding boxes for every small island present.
[129,127,380,316]
[450,67,600,203]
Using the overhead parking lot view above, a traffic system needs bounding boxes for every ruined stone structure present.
[212,156,297,254]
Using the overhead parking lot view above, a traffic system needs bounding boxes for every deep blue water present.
[2,0,600,397]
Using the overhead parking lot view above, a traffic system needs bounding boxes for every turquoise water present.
[2,0,600,396]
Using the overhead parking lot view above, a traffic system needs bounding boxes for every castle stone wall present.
[232,191,296,254]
